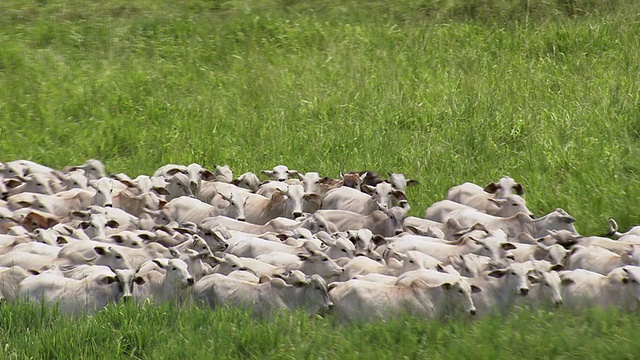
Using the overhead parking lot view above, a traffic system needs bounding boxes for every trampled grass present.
[1,0,639,357]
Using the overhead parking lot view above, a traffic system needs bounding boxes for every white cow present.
[314,206,407,237]
[133,258,195,303]
[425,196,531,222]
[559,267,640,311]
[387,173,419,192]
[447,177,524,204]
[64,159,106,180]
[564,245,640,275]
[445,209,578,239]
[192,273,333,316]
[261,165,299,182]
[321,182,405,214]
[18,269,135,315]
[329,274,478,323]
[0,266,33,301]
[468,262,535,316]
[244,185,319,225]
[201,213,335,236]
[232,172,261,191]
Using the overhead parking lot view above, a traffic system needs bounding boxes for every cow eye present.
[341,249,347,253]
[511,272,517,275]
[322,258,328,262]
[115,255,122,259]
[172,267,177,271]
[458,290,463,293]
[36,183,42,187]
[545,283,550,287]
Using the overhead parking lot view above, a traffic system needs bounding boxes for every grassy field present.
[0,302,639,359]
[1,0,640,357]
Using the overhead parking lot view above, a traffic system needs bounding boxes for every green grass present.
[1,0,640,357]
[0,302,638,359]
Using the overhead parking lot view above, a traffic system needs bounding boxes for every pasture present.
[1,0,639,357]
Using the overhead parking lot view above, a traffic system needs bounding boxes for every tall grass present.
[0,302,639,359]
[0,1,639,357]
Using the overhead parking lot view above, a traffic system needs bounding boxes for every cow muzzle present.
[518,288,529,296]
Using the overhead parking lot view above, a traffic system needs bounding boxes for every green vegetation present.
[1,0,639,357]
[0,302,638,359]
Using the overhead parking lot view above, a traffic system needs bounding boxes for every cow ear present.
[303,193,321,203]
[70,210,90,220]
[371,234,387,247]
[201,169,216,181]
[362,185,375,195]
[166,168,184,176]
[169,248,181,258]
[561,277,575,286]
[550,264,564,272]
[4,178,21,189]
[488,198,506,207]
[111,235,124,244]
[258,275,271,284]
[297,253,309,261]
[406,179,419,187]
[28,269,41,275]
[153,187,171,196]
[621,277,630,285]
[56,236,68,245]
[562,215,576,224]
[16,201,33,208]
[528,274,540,284]
[440,283,452,290]
[152,258,169,269]
[392,190,407,202]
[483,182,499,194]
[514,183,525,195]
[288,170,300,177]
[471,285,482,293]
[101,276,117,285]
[94,246,107,255]
[488,270,507,278]
[106,220,120,228]
[501,243,517,251]
[261,170,274,177]
[270,277,290,289]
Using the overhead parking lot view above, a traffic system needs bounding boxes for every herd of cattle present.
[0,159,639,322]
